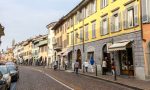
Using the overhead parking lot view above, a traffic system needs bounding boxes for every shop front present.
[109,40,134,76]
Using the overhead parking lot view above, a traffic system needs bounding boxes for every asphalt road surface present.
[10,66,134,90]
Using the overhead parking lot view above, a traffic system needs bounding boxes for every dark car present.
[0,65,11,90]
[7,65,19,82]
[0,71,7,90]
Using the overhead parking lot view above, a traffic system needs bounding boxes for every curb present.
[79,73,143,90]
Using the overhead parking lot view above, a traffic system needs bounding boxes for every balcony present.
[53,45,62,52]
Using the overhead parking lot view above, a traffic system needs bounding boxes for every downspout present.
[140,0,143,40]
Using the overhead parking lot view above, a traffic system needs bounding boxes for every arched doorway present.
[77,49,82,69]
[102,44,111,72]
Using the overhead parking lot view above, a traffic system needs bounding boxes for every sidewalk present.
[33,66,150,90]
[78,71,150,90]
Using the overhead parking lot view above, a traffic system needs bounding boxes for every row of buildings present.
[13,0,150,80]
[13,35,48,66]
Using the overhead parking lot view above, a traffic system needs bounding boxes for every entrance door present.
[68,51,72,69]
[119,48,134,76]
[102,44,111,72]
[77,49,82,69]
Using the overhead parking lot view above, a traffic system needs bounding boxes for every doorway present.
[77,49,82,69]
[118,48,134,76]
[102,44,111,72]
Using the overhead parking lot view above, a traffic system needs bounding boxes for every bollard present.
[95,64,97,76]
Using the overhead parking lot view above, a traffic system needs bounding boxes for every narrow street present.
[10,66,135,90]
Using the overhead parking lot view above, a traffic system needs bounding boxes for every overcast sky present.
[0,0,81,50]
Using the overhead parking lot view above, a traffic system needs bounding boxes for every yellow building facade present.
[53,0,146,80]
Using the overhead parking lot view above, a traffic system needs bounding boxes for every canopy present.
[108,41,131,52]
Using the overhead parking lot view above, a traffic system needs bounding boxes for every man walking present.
[102,59,107,75]
[74,60,79,74]
[84,60,89,72]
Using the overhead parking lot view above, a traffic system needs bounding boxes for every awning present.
[108,41,131,52]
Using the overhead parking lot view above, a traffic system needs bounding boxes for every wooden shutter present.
[100,20,103,35]
[106,17,109,34]
[119,12,122,31]
[123,9,128,29]
[134,4,139,26]
[110,15,114,32]
[106,0,108,6]
[100,0,103,9]
[142,0,148,23]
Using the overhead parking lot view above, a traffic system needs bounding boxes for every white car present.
[0,65,11,90]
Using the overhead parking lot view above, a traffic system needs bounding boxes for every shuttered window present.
[101,17,108,35]
[92,21,96,38]
[85,25,89,41]
[100,0,108,9]
[80,27,83,42]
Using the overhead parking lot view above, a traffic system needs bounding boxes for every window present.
[71,32,74,45]
[142,0,149,23]
[91,0,96,13]
[111,13,121,32]
[67,34,69,46]
[80,27,83,42]
[123,4,139,29]
[92,21,96,38]
[101,0,108,9]
[75,30,78,44]
[100,17,108,35]
[85,25,89,41]
[128,9,134,28]
[85,5,89,17]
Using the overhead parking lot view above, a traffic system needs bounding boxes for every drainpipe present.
[140,0,143,40]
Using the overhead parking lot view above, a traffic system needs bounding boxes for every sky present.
[0,0,81,50]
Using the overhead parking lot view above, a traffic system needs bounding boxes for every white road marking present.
[29,67,74,90]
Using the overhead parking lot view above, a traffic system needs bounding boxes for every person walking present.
[84,60,89,72]
[111,58,117,80]
[74,60,79,74]
[102,59,107,75]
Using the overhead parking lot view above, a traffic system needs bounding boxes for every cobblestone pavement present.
[15,66,70,90]
[29,66,135,90]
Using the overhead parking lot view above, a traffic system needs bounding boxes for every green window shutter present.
[134,4,139,26]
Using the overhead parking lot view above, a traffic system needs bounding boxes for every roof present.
[46,22,57,29]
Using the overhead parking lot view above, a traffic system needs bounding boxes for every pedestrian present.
[84,60,89,72]
[64,60,68,70]
[54,61,58,70]
[111,58,117,80]
[102,59,107,75]
[74,60,79,74]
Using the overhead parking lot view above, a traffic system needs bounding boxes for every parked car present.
[7,65,19,82]
[0,71,7,90]
[0,65,11,90]
[5,62,19,82]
